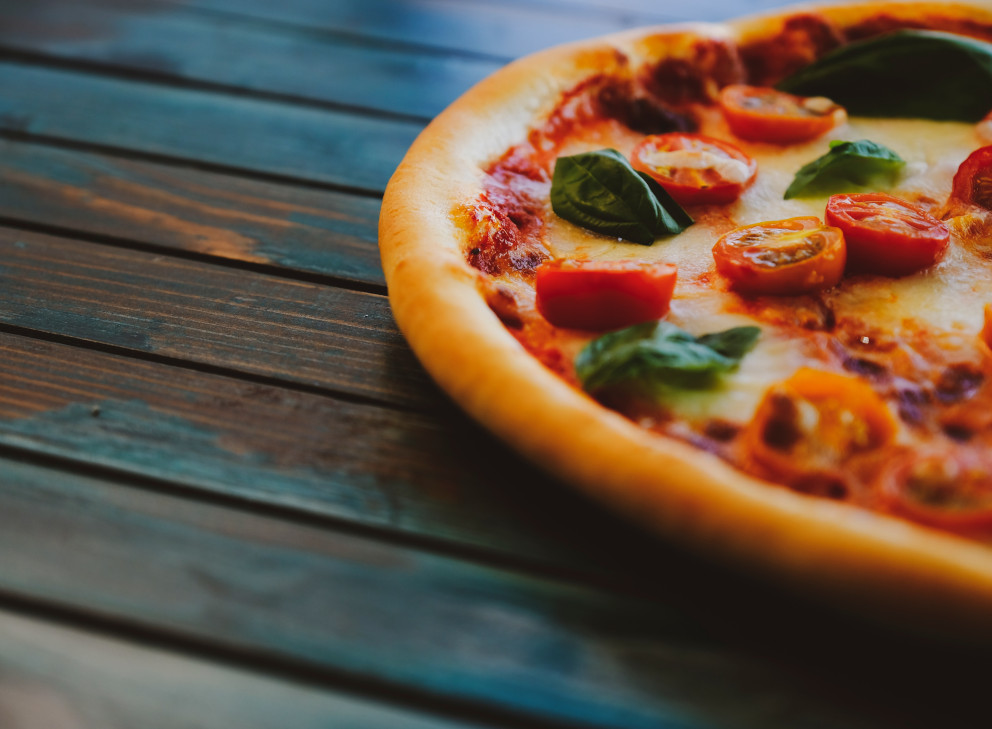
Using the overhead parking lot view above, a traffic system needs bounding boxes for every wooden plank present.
[0,607,481,729]
[168,0,665,60]
[0,0,500,119]
[0,452,902,729]
[492,0,787,23]
[0,227,428,408]
[0,62,422,194]
[0,140,385,287]
[0,331,613,570]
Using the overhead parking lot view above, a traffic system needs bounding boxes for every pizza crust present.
[380,0,992,636]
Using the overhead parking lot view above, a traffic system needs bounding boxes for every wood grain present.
[166,0,666,60]
[0,452,896,729]
[0,227,427,407]
[0,330,622,571]
[0,607,477,729]
[0,62,423,193]
[0,0,500,120]
[0,140,385,286]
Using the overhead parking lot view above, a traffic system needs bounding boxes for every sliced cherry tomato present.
[950,145,992,210]
[719,85,845,144]
[535,259,677,331]
[712,216,846,296]
[743,368,897,498]
[630,133,756,206]
[824,193,949,277]
[876,449,992,531]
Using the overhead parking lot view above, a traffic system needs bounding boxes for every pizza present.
[379,0,992,634]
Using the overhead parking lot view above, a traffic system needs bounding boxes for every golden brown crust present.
[380,1,992,637]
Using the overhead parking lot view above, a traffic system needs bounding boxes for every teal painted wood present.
[0,0,501,120]
[0,140,385,287]
[166,0,668,60]
[0,62,422,194]
[477,0,790,24]
[0,607,482,729]
[0,453,896,729]
[0,331,623,572]
[0,227,429,408]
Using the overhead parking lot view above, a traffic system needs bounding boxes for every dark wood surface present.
[0,1,988,728]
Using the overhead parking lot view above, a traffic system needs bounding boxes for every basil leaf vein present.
[550,149,692,244]
[776,30,992,122]
[576,321,761,392]
[784,139,905,200]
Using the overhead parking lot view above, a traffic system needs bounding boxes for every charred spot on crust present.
[641,37,745,106]
[596,80,695,134]
[740,14,844,86]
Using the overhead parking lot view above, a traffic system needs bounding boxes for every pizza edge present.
[379,0,992,635]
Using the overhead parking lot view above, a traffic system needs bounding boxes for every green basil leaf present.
[776,30,992,122]
[635,170,695,231]
[696,326,764,360]
[576,321,760,393]
[550,149,692,244]
[783,139,905,199]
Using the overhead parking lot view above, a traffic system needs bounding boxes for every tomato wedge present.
[743,368,897,498]
[712,216,846,296]
[950,145,992,210]
[825,193,949,277]
[630,133,756,206]
[535,259,677,331]
[876,449,992,532]
[719,85,845,144]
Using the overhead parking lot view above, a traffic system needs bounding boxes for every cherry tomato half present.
[719,85,845,144]
[950,145,992,210]
[825,193,949,277]
[630,133,757,206]
[876,449,992,532]
[712,216,846,296]
[743,368,897,498]
[535,259,677,331]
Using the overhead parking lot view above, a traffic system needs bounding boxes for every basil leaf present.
[783,139,905,199]
[635,171,695,232]
[576,321,760,393]
[550,149,692,244]
[777,30,992,122]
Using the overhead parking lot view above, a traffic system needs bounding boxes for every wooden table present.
[0,1,986,727]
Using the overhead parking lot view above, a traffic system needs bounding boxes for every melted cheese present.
[638,148,754,183]
[545,115,986,425]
